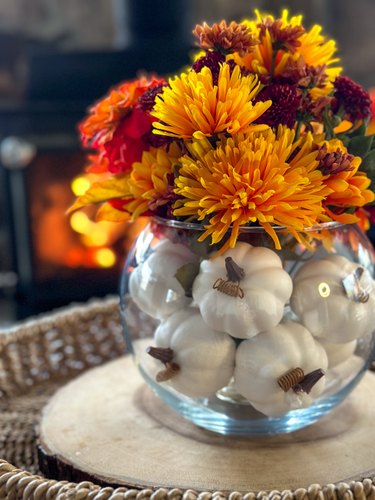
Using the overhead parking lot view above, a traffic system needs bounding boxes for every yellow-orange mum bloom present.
[125,143,182,218]
[69,144,181,221]
[173,127,331,250]
[316,138,375,223]
[151,64,271,139]
[235,10,341,98]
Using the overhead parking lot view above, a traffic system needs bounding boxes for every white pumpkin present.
[128,239,198,319]
[233,321,328,417]
[320,339,357,368]
[148,308,236,397]
[290,255,375,343]
[192,242,293,339]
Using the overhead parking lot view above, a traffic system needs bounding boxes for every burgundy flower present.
[333,76,371,121]
[138,83,167,113]
[144,130,174,148]
[281,57,327,88]
[192,51,226,85]
[255,83,301,128]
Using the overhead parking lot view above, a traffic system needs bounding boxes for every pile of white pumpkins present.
[128,239,375,417]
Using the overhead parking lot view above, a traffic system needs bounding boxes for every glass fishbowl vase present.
[120,217,375,436]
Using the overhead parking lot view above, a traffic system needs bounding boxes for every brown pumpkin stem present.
[293,368,325,394]
[156,362,180,382]
[146,346,174,364]
[225,257,245,282]
[277,367,305,392]
[342,266,370,303]
[147,347,181,383]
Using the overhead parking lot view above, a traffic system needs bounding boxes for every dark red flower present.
[333,76,371,121]
[143,130,174,148]
[255,83,301,128]
[368,206,375,224]
[192,51,226,84]
[138,83,167,113]
[281,57,327,89]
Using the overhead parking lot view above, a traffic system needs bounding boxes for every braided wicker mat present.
[0,298,375,500]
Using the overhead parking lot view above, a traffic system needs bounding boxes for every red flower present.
[138,83,167,112]
[104,108,153,173]
[80,76,166,148]
[370,88,375,120]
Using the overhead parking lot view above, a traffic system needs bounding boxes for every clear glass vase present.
[120,217,375,435]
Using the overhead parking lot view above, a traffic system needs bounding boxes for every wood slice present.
[38,356,375,492]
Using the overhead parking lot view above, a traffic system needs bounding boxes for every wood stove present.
[0,103,129,319]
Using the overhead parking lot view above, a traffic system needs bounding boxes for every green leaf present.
[336,133,350,147]
[332,115,342,127]
[188,232,212,258]
[174,261,201,297]
[361,150,375,170]
[347,122,367,138]
[348,135,374,157]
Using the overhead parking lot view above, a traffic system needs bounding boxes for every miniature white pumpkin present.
[233,321,328,417]
[128,239,198,319]
[192,242,293,339]
[290,255,375,343]
[147,308,236,397]
[320,339,357,368]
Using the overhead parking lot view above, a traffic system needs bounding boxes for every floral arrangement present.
[71,10,375,253]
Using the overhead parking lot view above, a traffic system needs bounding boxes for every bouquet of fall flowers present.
[71,10,375,252]
[70,11,375,427]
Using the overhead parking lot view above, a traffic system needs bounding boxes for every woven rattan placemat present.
[0,297,375,499]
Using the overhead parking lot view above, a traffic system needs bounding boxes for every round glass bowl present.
[120,217,375,435]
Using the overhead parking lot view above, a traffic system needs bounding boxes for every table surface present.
[39,355,375,492]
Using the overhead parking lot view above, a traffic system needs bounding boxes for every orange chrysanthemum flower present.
[80,76,166,147]
[151,64,272,139]
[316,139,375,223]
[173,127,331,250]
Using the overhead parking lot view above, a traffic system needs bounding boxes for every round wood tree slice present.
[38,356,375,492]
